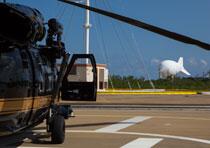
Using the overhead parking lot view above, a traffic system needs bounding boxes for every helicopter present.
[0,1,97,144]
[0,0,210,145]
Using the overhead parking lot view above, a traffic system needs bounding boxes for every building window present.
[99,69,105,81]
[99,81,104,89]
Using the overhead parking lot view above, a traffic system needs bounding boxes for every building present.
[67,63,108,91]
[65,0,109,91]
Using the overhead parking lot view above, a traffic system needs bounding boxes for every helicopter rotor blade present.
[58,0,210,51]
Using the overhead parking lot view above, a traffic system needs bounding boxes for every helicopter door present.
[61,54,97,101]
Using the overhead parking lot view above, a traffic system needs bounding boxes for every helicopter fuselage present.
[0,46,56,136]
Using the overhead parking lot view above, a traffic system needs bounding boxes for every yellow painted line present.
[97,91,197,95]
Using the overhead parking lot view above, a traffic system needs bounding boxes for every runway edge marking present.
[95,116,151,132]
[120,138,163,148]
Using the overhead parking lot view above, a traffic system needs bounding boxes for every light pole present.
[84,0,91,64]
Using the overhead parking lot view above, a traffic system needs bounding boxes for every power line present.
[105,0,155,89]
[91,0,115,89]
[102,0,153,89]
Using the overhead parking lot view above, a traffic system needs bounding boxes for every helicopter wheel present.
[51,114,65,144]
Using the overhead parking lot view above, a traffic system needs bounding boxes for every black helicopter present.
[0,1,97,144]
[0,0,210,145]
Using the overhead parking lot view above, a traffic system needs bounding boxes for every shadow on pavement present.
[0,130,52,147]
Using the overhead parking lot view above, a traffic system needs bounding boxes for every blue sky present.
[9,0,210,79]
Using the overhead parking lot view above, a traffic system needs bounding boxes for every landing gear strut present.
[46,105,71,144]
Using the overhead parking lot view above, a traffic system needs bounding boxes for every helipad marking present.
[95,116,151,132]
[120,138,163,148]
[61,130,210,145]
[32,129,210,144]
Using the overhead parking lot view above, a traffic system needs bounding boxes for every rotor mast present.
[84,0,91,64]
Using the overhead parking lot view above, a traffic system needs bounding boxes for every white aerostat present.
[159,57,191,79]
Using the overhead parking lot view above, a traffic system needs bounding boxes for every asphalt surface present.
[1,94,210,148]
[65,94,210,105]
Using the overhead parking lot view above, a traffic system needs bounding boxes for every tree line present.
[108,75,210,90]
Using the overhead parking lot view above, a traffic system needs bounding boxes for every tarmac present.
[68,94,210,105]
[1,94,210,148]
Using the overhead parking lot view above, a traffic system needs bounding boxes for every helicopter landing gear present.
[51,114,65,144]
[46,105,71,144]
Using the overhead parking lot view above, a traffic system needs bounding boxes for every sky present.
[8,0,210,79]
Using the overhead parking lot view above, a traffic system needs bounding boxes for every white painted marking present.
[95,116,151,132]
[32,129,210,145]
[120,138,163,148]
[61,130,210,145]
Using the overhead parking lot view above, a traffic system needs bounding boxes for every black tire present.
[51,114,65,144]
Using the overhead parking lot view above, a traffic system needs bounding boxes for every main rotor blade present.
[58,0,210,51]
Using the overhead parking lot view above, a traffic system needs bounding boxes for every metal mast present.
[84,0,91,64]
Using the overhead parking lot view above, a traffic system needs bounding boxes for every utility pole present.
[84,0,91,64]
